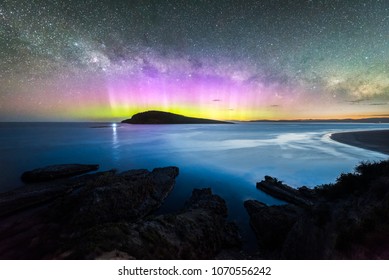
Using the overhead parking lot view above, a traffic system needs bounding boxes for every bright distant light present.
[112,123,117,128]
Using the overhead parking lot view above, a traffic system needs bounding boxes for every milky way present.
[0,0,388,121]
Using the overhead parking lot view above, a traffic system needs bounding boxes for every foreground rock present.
[0,166,240,259]
[66,188,241,259]
[122,110,233,124]
[21,164,99,183]
[246,160,389,259]
[0,166,178,258]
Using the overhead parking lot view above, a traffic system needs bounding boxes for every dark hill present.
[121,110,233,124]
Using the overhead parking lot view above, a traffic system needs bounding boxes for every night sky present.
[1,0,388,121]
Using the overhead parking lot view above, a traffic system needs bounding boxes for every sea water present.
[0,122,388,251]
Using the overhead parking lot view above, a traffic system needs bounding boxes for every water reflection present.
[111,123,119,162]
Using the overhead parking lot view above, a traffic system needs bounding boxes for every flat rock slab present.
[21,164,99,183]
[256,176,314,208]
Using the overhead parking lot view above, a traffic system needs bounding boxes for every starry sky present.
[0,0,388,121]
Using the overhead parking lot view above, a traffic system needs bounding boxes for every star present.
[0,0,388,121]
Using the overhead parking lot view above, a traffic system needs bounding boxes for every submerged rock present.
[21,164,99,183]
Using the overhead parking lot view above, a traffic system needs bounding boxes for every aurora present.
[0,0,388,121]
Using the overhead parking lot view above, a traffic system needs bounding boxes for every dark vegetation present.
[314,160,389,200]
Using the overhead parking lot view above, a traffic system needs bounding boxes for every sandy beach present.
[330,129,389,155]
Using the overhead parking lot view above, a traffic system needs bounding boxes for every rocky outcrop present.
[244,200,301,258]
[66,188,241,259]
[256,176,314,208]
[122,110,233,124]
[0,166,241,259]
[21,164,99,183]
[1,167,178,219]
[246,160,389,259]
[0,166,178,259]
[48,167,180,227]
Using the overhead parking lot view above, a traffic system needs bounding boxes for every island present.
[121,110,233,124]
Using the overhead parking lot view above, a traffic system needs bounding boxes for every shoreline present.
[330,129,389,155]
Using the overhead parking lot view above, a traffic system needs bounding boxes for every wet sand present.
[330,129,389,155]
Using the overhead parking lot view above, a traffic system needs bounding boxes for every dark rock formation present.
[122,110,233,124]
[0,166,240,259]
[67,188,241,259]
[49,167,180,227]
[244,200,302,258]
[0,166,178,258]
[21,164,99,183]
[256,176,314,208]
[246,160,389,259]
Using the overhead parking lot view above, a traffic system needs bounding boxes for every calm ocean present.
[1,122,388,250]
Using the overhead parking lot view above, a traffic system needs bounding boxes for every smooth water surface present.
[1,122,388,251]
